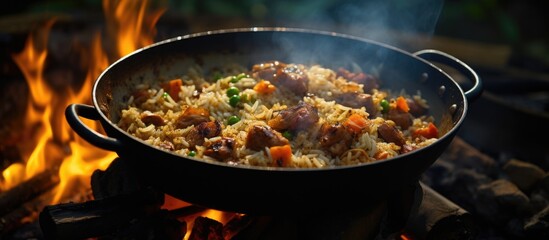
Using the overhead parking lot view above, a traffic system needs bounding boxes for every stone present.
[503,158,545,193]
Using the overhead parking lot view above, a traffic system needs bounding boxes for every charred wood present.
[222,214,255,240]
[188,216,224,240]
[39,188,165,240]
[402,182,478,240]
[91,157,142,199]
[0,187,54,237]
[0,168,59,216]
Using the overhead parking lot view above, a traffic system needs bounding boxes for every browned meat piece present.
[245,125,290,151]
[276,64,309,96]
[377,122,406,146]
[204,137,236,162]
[196,121,222,139]
[252,61,309,96]
[252,60,282,80]
[185,128,205,147]
[337,68,379,93]
[140,111,165,126]
[319,123,353,157]
[386,108,413,130]
[175,106,211,129]
[185,121,222,148]
[335,92,378,117]
[268,101,319,133]
[407,98,428,117]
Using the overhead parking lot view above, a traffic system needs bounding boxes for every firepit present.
[36,155,478,240]
[1,0,549,239]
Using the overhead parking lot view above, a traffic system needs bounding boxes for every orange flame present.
[103,0,166,58]
[1,1,238,237]
[0,0,165,204]
[1,19,56,191]
[400,233,413,240]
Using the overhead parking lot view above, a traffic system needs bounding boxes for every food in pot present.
[116,61,439,168]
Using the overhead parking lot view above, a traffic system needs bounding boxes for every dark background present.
[1,0,548,72]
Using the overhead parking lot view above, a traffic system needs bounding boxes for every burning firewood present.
[91,157,143,199]
[0,185,57,237]
[0,168,59,216]
[39,188,166,240]
[222,214,255,239]
[188,216,224,240]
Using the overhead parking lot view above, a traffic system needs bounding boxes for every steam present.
[270,0,444,48]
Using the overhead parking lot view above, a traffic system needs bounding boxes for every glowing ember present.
[400,233,413,240]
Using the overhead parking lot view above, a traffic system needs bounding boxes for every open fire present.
[0,0,157,200]
[0,0,239,238]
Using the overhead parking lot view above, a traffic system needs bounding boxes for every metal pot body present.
[66,28,481,214]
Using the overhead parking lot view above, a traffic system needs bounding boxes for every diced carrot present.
[374,150,390,160]
[413,122,439,139]
[162,78,182,101]
[253,80,276,94]
[343,113,370,134]
[270,144,292,167]
[396,96,409,112]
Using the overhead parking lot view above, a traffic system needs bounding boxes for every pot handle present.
[65,104,122,151]
[413,49,483,102]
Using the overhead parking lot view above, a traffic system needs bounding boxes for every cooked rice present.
[117,62,439,168]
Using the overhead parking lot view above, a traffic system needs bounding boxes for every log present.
[39,188,164,240]
[98,209,187,240]
[0,186,55,236]
[188,216,224,240]
[403,182,479,240]
[91,157,142,200]
[222,214,255,240]
[0,168,59,216]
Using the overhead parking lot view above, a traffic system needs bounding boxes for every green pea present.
[230,76,238,83]
[230,73,248,83]
[380,99,390,113]
[229,95,240,107]
[188,150,196,157]
[282,131,293,140]
[162,92,169,98]
[228,115,241,125]
[226,87,240,97]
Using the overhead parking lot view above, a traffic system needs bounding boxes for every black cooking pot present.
[65,28,482,215]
